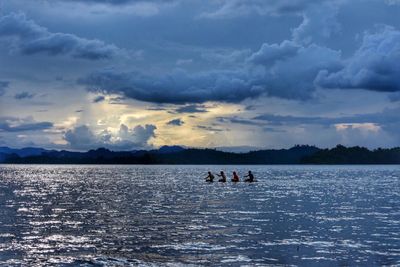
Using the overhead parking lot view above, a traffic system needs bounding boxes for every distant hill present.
[0,144,399,164]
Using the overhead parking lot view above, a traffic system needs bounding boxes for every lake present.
[0,165,399,266]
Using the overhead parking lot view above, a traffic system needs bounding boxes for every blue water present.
[0,165,399,266]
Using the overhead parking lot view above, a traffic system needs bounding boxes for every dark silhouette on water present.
[205,171,214,182]
[232,171,240,182]
[244,171,255,182]
[216,171,227,182]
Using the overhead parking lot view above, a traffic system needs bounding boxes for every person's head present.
[233,171,236,175]
[220,171,224,174]
[208,171,211,175]
[248,170,252,174]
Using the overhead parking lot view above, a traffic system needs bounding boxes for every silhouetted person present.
[216,171,227,182]
[244,171,254,182]
[232,171,240,182]
[205,171,214,182]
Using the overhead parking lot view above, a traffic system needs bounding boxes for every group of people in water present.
[205,170,255,183]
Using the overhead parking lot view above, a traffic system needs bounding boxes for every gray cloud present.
[80,68,264,104]
[93,95,105,103]
[55,0,174,5]
[316,26,400,92]
[217,116,265,126]
[0,117,53,132]
[196,125,224,132]
[79,2,344,104]
[200,0,333,18]
[80,39,342,104]
[389,92,400,102]
[64,123,157,150]
[175,104,208,113]
[254,108,400,127]
[292,1,341,44]
[0,13,119,60]
[167,118,184,126]
[74,0,400,104]
[0,81,9,96]
[252,43,342,100]
[14,91,35,100]
[248,40,300,66]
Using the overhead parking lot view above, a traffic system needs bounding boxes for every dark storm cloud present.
[167,119,185,126]
[14,91,35,99]
[175,105,208,113]
[167,118,184,126]
[0,13,119,60]
[316,26,400,92]
[0,81,9,96]
[0,117,53,132]
[93,95,105,103]
[80,36,343,104]
[64,124,157,150]
[79,1,343,104]
[80,68,264,104]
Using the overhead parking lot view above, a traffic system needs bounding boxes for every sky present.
[0,0,400,151]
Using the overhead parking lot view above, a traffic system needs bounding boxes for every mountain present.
[0,147,50,157]
[0,145,399,164]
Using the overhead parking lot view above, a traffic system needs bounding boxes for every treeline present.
[301,145,400,164]
[1,145,400,164]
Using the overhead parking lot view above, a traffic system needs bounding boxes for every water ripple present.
[0,164,399,266]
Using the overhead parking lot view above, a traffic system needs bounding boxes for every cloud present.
[167,118,184,126]
[0,13,120,60]
[0,117,53,132]
[55,0,174,5]
[251,43,342,100]
[0,81,9,96]
[217,116,265,126]
[176,59,193,66]
[254,107,400,129]
[63,125,97,149]
[119,123,156,145]
[78,0,400,104]
[292,1,341,44]
[196,125,224,132]
[389,92,400,102]
[79,1,344,104]
[14,91,35,100]
[80,38,342,104]
[80,68,264,104]
[248,40,300,66]
[316,26,400,92]
[93,95,105,103]
[199,0,333,18]
[175,104,208,113]
[49,0,177,17]
[63,123,157,150]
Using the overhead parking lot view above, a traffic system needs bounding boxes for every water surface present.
[0,165,399,266]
